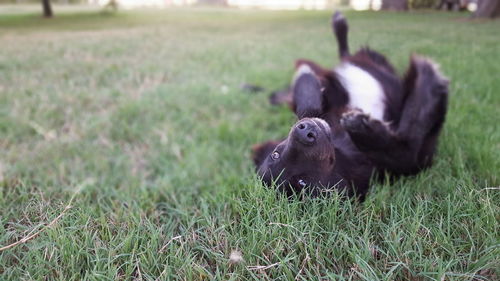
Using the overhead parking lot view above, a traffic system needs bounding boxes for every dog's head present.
[252,118,337,196]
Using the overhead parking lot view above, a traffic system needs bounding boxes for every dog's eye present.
[298,179,307,188]
[271,151,280,160]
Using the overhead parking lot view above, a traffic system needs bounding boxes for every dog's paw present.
[340,109,371,132]
[341,109,390,136]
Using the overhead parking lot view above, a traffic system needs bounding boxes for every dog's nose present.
[295,120,317,145]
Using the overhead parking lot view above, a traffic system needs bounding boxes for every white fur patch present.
[335,62,386,121]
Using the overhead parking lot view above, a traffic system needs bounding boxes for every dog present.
[252,11,449,199]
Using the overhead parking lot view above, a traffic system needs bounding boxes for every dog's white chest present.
[335,63,386,120]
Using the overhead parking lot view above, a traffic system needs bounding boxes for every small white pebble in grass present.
[221,85,229,94]
[229,250,243,264]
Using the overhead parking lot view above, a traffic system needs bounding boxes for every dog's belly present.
[335,63,386,121]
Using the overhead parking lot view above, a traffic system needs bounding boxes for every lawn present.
[0,6,499,280]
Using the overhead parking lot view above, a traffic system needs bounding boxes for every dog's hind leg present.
[397,56,449,141]
[341,56,449,175]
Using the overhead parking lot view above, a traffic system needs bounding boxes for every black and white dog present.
[253,12,449,199]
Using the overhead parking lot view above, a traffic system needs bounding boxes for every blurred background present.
[2,0,495,16]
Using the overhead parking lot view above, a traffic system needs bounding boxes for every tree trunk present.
[474,0,500,17]
[42,0,53,18]
[382,0,409,10]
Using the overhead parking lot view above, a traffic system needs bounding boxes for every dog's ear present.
[292,64,325,119]
[251,141,280,167]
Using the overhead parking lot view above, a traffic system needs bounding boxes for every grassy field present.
[0,6,499,280]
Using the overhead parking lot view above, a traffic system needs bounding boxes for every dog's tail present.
[332,11,349,59]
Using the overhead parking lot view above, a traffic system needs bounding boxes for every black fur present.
[253,12,449,199]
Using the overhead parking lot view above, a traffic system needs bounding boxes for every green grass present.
[1,7,499,280]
